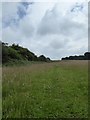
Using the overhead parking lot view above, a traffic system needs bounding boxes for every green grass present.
[2,59,46,67]
[0,67,2,120]
[2,60,88,118]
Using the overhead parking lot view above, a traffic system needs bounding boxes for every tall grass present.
[2,60,88,118]
[0,67,2,120]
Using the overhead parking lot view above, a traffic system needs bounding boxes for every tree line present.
[1,42,51,64]
[62,52,90,60]
[1,41,90,64]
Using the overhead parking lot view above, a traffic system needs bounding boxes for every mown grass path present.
[2,60,88,118]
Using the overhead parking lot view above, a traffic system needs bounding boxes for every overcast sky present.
[1,0,88,60]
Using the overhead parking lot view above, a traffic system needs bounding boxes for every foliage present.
[2,42,51,64]
[38,55,47,62]
[62,52,90,60]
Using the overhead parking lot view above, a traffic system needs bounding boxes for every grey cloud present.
[37,10,60,35]
[71,3,84,12]
[88,2,90,33]
[20,21,35,37]
[49,38,69,50]
[18,12,35,38]
[37,6,86,39]
[2,2,19,28]
[2,2,33,28]
[17,2,33,19]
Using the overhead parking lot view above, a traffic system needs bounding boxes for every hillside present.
[1,42,51,64]
[1,41,90,64]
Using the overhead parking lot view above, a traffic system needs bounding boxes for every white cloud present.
[0,2,2,41]
[1,0,89,2]
[2,2,19,27]
[2,1,88,60]
[2,26,22,44]
[37,3,87,38]
[19,16,35,38]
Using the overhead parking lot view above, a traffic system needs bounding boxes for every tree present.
[2,42,51,64]
[38,55,47,62]
[2,44,9,63]
[62,52,90,60]
[84,52,90,60]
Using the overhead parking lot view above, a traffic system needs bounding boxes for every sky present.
[1,0,88,60]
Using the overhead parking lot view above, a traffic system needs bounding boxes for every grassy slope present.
[2,60,88,118]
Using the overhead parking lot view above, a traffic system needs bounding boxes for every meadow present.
[2,60,88,118]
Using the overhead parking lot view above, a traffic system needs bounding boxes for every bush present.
[8,47,22,60]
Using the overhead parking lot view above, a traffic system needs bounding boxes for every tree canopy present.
[1,42,51,64]
[62,52,90,60]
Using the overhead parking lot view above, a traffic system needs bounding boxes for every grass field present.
[2,60,88,118]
